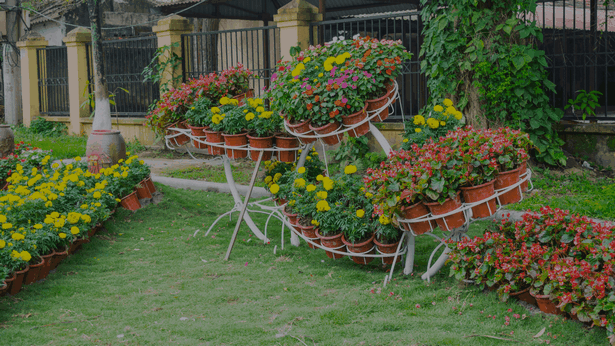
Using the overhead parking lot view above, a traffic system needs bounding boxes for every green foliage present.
[142,42,183,94]
[333,134,370,169]
[185,97,214,127]
[126,138,147,154]
[29,117,67,137]
[565,90,603,121]
[420,0,566,166]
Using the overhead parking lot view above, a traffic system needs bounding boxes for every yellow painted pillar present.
[16,32,48,127]
[152,15,193,91]
[63,27,92,135]
[273,0,322,62]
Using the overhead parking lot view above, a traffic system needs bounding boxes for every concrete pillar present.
[16,32,48,127]
[152,15,193,91]
[273,0,322,62]
[63,27,92,135]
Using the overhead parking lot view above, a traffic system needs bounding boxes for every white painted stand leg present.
[403,233,415,275]
[421,248,452,280]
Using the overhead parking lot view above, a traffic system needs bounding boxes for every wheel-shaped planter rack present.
[164,81,533,286]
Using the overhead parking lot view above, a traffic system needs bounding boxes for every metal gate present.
[37,46,69,116]
[181,26,280,97]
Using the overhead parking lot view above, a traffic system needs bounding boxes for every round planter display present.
[424,192,466,231]
[373,238,401,265]
[342,233,375,265]
[366,90,391,122]
[286,119,316,144]
[9,265,30,295]
[204,130,225,156]
[460,180,497,219]
[187,124,209,149]
[309,122,343,146]
[136,178,153,199]
[24,257,45,285]
[275,136,299,163]
[298,224,320,249]
[0,124,15,157]
[247,135,274,161]
[341,104,370,138]
[120,191,141,211]
[495,166,523,205]
[401,201,435,235]
[222,133,248,159]
[315,230,345,259]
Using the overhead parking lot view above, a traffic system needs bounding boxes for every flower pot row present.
[400,163,528,234]
[120,176,157,211]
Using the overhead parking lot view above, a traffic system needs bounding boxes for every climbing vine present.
[419,0,567,165]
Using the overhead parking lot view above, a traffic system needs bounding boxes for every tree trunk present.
[202,19,220,73]
[87,0,111,131]
[3,0,22,125]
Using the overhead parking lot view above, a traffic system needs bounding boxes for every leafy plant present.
[142,42,183,94]
[29,117,67,137]
[333,134,370,169]
[565,90,603,121]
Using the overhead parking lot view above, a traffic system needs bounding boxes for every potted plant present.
[245,99,282,162]
[217,97,248,159]
[185,96,214,149]
[373,223,402,265]
[221,64,254,102]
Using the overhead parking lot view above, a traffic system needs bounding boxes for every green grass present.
[509,167,615,220]
[13,126,87,160]
[0,185,608,345]
[162,164,266,187]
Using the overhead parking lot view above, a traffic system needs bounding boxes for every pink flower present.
[415,304,421,308]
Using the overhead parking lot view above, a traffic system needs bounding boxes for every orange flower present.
[333,83,340,90]
[326,85,332,91]
[329,111,336,118]
[307,103,313,110]
[306,89,313,96]
[334,100,341,106]
[292,94,297,99]
[386,69,392,75]
[315,95,320,102]
[377,60,383,67]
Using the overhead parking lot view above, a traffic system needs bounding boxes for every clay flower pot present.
[532,293,564,315]
[187,124,209,149]
[286,119,316,144]
[50,247,69,271]
[460,180,497,219]
[120,191,141,211]
[204,129,225,155]
[37,250,55,281]
[309,121,343,146]
[136,179,153,199]
[165,121,190,146]
[9,265,30,295]
[424,192,466,231]
[68,237,90,255]
[519,161,529,192]
[223,133,248,159]
[315,230,345,259]
[510,287,537,306]
[401,201,435,235]
[24,257,46,285]
[342,234,375,265]
[367,89,392,122]
[298,224,320,249]
[374,237,401,265]
[3,272,15,296]
[247,135,274,161]
[495,165,523,205]
[232,89,254,105]
[0,281,7,296]
[281,208,298,226]
[275,136,299,163]
[341,104,370,138]
[144,176,156,194]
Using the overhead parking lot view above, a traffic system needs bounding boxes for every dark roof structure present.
[30,0,84,24]
[155,0,421,21]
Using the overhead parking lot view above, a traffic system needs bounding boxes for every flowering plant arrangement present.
[185,97,214,127]
[243,98,283,138]
[0,142,52,184]
[220,64,254,96]
[266,148,325,202]
[401,98,464,149]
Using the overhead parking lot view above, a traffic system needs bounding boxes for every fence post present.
[16,32,48,127]
[63,28,92,135]
[152,15,193,91]
[273,0,322,62]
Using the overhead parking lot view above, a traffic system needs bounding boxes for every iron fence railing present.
[86,35,159,117]
[37,46,70,116]
[181,26,280,97]
[309,11,426,123]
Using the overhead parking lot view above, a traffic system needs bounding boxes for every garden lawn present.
[13,127,87,160]
[161,162,266,187]
[509,167,615,221]
[0,185,608,345]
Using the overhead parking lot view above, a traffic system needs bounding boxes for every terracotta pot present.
[401,201,435,235]
[68,237,90,255]
[298,224,320,249]
[88,223,102,238]
[519,161,529,192]
[10,265,30,295]
[424,192,466,231]
[50,247,69,270]
[3,272,15,296]
[286,119,316,144]
[281,208,298,226]
[205,130,225,155]
[0,281,7,296]
[232,89,254,105]
[24,257,45,285]
[374,237,401,265]
[342,234,375,265]
[460,180,497,219]
[144,176,156,195]
[341,104,369,138]
[367,89,391,122]
[510,287,537,306]
[187,124,209,149]
[136,178,153,199]
[38,250,55,280]
[247,135,274,161]
[275,136,299,163]
[495,166,522,205]
[86,130,127,173]
[309,122,343,146]
[120,191,141,211]
[165,121,190,146]
[223,133,248,159]
[533,293,564,315]
[0,124,15,157]
[315,230,345,259]
[276,198,287,206]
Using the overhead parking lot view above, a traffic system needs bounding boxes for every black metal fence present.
[37,46,70,116]
[86,35,159,117]
[181,26,281,97]
[310,12,426,122]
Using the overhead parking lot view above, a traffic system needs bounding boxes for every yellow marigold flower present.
[59,233,67,239]
[454,111,463,120]
[427,118,439,129]
[20,251,32,262]
[11,233,24,240]
[265,176,272,184]
[443,98,453,107]
[344,165,357,175]
[446,106,456,115]
[2,223,12,229]
[219,97,230,105]
[316,200,331,212]
[434,105,444,112]
[270,184,280,194]
[303,57,311,63]
[45,201,52,207]
[273,173,282,182]
[365,192,373,198]
[294,178,306,188]
[356,209,365,218]
[34,224,43,229]
[211,107,221,113]
[335,55,346,65]
[311,219,319,226]
[71,226,80,235]
[440,121,446,126]
[0,215,6,223]
[93,191,102,199]
[413,115,425,125]
[306,184,316,192]
[379,215,391,225]
[298,167,306,174]
[318,73,324,78]
[0,239,5,249]
[245,112,255,121]
[316,174,324,181]
[323,177,334,191]
[81,215,91,223]
[74,156,82,162]
[316,191,328,200]
[403,139,409,143]
[256,106,265,113]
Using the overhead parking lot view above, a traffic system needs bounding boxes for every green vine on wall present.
[419,0,568,166]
